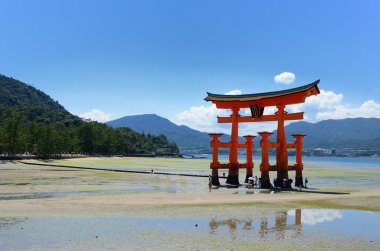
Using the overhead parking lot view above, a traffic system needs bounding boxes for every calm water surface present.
[0,209,378,250]
[212,154,380,168]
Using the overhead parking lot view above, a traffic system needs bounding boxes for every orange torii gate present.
[205,80,320,188]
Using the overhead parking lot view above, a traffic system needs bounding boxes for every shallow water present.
[217,154,380,168]
[0,208,378,250]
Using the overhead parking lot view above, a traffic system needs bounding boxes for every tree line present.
[0,108,179,158]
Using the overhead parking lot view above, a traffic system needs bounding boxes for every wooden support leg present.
[276,105,289,187]
[293,134,305,187]
[259,132,272,188]
[295,166,303,188]
[226,164,240,185]
[260,171,271,189]
[208,133,223,186]
[243,135,255,183]
[211,168,220,186]
[226,107,240,186]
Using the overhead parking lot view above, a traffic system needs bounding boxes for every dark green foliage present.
[0,74,81,125]
[74,121,178,156]
[0,108,24,155]
[0,74,179,158]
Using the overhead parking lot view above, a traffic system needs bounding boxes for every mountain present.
[0,74,81,125]
[276,118,380,149]
[108,114,380,151]
[107,114,213,151]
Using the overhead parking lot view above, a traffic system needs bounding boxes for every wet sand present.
[1,157,380,250]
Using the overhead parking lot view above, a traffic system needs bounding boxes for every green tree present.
[78,122,95,154]
[2,108,23,155]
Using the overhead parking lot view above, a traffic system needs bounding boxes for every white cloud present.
[274,72,295,84]
[316,100,380,120]
[305,90,343,109]
[80,109,112,122]
[224,89,242,95]
[175,87,380,135]
[291,89,380,121]
[288,209,342,225]
[175,89,246,133]
[175,103,279,136]
[175,104,230,133]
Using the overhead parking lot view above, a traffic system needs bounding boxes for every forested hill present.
[0,74,80,125]
[0,74,179,158]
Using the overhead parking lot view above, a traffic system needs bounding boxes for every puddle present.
[0,218,25,229]
[0,209,379,250]
[0,193,54,200]
[0,185,175,200]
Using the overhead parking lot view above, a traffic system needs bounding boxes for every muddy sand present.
[1,157,379,250]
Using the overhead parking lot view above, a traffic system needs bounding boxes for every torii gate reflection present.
[205,81,320,187]
[209,208,302,240]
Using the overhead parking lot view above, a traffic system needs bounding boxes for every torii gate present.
[205,80,320,188]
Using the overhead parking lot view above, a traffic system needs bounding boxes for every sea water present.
[199,154,380,168]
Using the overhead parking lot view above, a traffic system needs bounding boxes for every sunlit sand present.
[1,157,379,250]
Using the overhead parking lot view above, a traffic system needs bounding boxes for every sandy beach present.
[1,157,380,250]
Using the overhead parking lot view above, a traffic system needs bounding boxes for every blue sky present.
[1,0,380,134]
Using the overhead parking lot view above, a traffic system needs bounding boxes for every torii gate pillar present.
[276,104,289,186]
[293,134,305,187]
[243,135,255,183]
[259,132,272,188]
[226,107,240,185]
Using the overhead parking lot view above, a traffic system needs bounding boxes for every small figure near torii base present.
[305,178,309,188]
[247,177,254,188]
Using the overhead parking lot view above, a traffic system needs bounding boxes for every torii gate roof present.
[205,80,320,108]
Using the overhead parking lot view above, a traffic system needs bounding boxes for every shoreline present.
[1,157,379,216]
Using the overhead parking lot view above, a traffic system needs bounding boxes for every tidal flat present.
[1,157,380,250]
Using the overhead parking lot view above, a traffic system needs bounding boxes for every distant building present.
[312,148,335,156]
